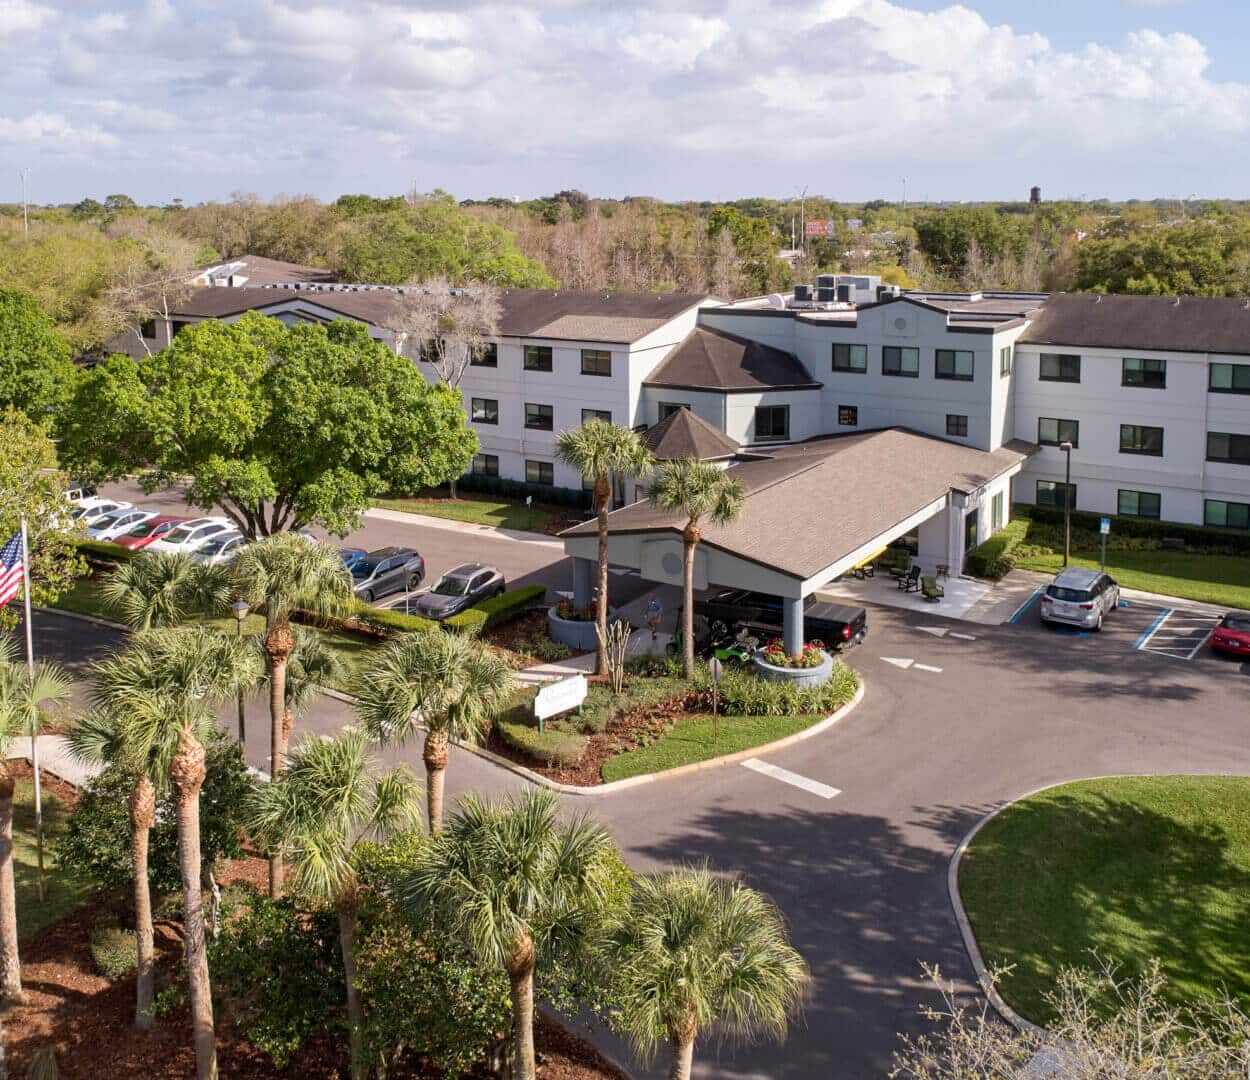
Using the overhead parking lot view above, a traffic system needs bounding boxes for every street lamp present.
[230,599,250,745]
[1059,441,1074,568]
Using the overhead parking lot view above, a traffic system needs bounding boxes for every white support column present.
[783,596,803,657]
[572,557,595,608]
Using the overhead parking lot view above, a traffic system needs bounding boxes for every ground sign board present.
[534,673,588,731]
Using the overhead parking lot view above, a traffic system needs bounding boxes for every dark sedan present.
[415,563,506,621]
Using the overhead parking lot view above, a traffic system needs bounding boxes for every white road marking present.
[950,631,977,641]
[914,663,944,673]
[1136,608,1222,662]
[917,626,948,637]
[882,657,915,669]
[741,758,841,800]
[1186,631,1215,660]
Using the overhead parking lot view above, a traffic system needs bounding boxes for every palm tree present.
[556,419,654,673]
[352,630,511,832]
[232,533,351,895]
[92,627,262,1080]
[98,551,233,630]
[648,459,746,678]
[0,642,72,1002]
[247,730,421,1080]
[603,867,808,1080]
[403,790,616,1080]
[260,626,344,762]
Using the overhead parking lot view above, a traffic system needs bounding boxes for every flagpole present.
[19,518,45,903]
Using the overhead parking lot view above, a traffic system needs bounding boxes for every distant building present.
[1029,186,1042,205]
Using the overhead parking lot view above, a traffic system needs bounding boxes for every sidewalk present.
[7,735,101,789]
[364,506,565,548]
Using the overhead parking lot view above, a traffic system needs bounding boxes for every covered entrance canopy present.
[560,427,1034,652]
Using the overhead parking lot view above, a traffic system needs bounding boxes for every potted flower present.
[752,637,834,686]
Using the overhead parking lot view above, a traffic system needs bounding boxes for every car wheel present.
[363,590,374,604]
[407,573,421,591]
[710,619,729,639]
[1094,611,1104,632]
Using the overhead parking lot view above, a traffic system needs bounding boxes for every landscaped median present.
[957,775,1250,1025]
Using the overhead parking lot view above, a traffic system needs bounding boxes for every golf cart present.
[667,611,760,663]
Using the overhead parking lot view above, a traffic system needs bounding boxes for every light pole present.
[230,599,250,745]
[1060,441,1073,568]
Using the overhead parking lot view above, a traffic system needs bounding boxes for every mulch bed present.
[7,760,80,807]
[483,610,574,670]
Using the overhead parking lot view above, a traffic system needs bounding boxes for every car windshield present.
[431,576,470,597]
[70,507,88,519]
[351,558,382,578]
[128,521,165,538]
[164,527,193,544]
[1223,616,1250,633]
[94,513,124,529]
[1047,586,1091,603]
[199,536,235,555]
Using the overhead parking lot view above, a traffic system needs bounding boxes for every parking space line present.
[1186,631,1215,660]
[741,758,841,800]
[1133,608,1172,650]
[1009,587,1044,624]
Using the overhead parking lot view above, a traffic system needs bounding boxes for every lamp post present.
[230,599,250,745]
[1060,441,1074,568]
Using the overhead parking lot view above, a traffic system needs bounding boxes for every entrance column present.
[783,596,803,657]
[572,557,595,609]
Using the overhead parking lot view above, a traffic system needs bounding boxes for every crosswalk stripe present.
[741,759,841,800]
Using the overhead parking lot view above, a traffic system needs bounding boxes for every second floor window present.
[524,345,553,372]
[1038,417,1079,447]
[525,402,554,431]
[470,398,498,425]
[139,319,156,340]
[1208,431,1250,465]
[754,405,790,442]
[1120,424,1164,456]
[936,349,974,381]
[658,402,689,420]
[582,408,611,424]
[1039,352,1081,382]
[1122,357,1166,388]
[581,349,612,376]
[1210,363,1250,394]
[999,346,1013,376]
[470,343,497,367]
[882,346,919,377]
[832,343,868,373]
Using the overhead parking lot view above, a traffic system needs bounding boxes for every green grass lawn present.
[601,712,823,782]
[371,496,555,533]
[1011,548,1250,609]
[15,779,94,940]
[959,776,1250,1024]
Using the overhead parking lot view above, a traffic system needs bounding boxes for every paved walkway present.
[7,735,101,788]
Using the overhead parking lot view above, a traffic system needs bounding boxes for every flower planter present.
[751,649,835,688]
[548,607,609,651]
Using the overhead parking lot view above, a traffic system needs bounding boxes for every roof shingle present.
[1018,293,1250,355]
[642,408,740,461]
[643,326,820,392]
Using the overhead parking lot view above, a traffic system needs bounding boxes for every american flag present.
[0,532,24,609]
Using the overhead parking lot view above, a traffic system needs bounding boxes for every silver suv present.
[1040,568,1120,631]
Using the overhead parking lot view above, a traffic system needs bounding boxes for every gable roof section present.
[643,326,820,393]
[1018,293,1250,355]
[642,408,740,461]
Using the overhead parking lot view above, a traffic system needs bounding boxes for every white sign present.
[1100,517,1111,535]
[534,673,588,722]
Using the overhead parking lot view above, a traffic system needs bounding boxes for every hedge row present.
[453,471,592,510]
[348,606,438,636]
[495,689,588,766]
[964,519,1030,579]
[75,539,138,566]
[474,584,547,628]
[1016,503,1250,554]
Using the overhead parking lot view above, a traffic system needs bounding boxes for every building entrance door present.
[964,508,980,564]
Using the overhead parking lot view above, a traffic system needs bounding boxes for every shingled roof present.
[1018,293,1250,355]
[642,407,740,462]
[643,326,820,392]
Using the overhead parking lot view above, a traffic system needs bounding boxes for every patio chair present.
[921,575,944,602]
[898,566,921,592]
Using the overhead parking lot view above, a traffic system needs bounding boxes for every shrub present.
[1015,503,1250,555]
[624,653,684,679]
[90,919,136,978]
[965,518,1029,578]
[712,664,859,717]
[496,693,588,766]
[348,605,438,636]
[758,639,827,669]
[75,538,137,566]
[475,584,547,628]
[445,608,488,636]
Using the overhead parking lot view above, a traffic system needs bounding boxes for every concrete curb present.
[364,505,564,548]
[33,605,130,633]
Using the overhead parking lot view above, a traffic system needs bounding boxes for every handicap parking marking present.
[741,758,841,800]
[1134,607,1221,660]
[1008,587,1044,624]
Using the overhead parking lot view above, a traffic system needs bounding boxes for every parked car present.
[338,547,368,570]
[88,508,159,541]
[415,563,506,620]
[693,588,867,650]
[1039,568,1120,631]
[350,547,425,603]
[114,515,188,551]
[64,485,97,504]
[70,498,132,527]
[191,531,246,566]
[146,517,234,555]
[1211,612,1250,658]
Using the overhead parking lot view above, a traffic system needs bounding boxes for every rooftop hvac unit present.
[793,284,813,301]
[815,286,837,303]
[836,284,854,303]
[876,285,901,302]
[815,273,838,289]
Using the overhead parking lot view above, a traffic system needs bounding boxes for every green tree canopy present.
[59,312,477,537]
[0,289,78,417]
[914,206,1025,273]
[1073,220,1250,296]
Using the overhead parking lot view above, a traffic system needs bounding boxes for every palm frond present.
[232,533,353,627]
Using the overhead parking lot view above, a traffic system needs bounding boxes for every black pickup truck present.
[693,588,867,651]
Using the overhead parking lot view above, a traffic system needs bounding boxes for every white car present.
[64,486,97,504]
[88,508,159,542]
[71,499,133,527]
[146,517,234,555]
[191,531,246,566]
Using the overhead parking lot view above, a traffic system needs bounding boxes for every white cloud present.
[0,0,50,35]
[0,111,118,146]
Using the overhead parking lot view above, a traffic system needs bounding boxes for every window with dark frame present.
[1039,353,1081,382]
[580,349,612,376]
[999,346,1013,376]
[658,402,689,420]
[837,405,858,426]
[882,346,919,377]
[992,491,1005,529]
[470,343,498,367]
[525,402,554,431]
[1036,480,1076,509]
[1118,490,1161,519]
[1122,357,1166,388]
[170,320,191,338]
[525,460,554,486]
[1037,417,1079,447]
[832,343,868,373]
[754,405,790,442]
[471,453,499,477]
[936,349,974,381]
[581,408,611,424]
[1208,431,1250,465]
[1119,424,1164,456]
[1210,363,1250,393]
[524,345,553,372]
[139,319,156,339]
[470,398,498,425]
[946,414,968,437]
[1206,499,1250,530]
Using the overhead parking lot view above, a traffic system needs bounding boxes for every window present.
[1205,499,1250,530]
[470,343,497,367]
[1039,353,1081,383]
[470,397,498,425]
[525,403,554,431]
[524,345,552,372]
[936,349,974,381]
[837,405,858,427]
[471,453,499,477]
[1122,357,1166,389]
[992,491,1005,530]
[1208,431,1250,465]
[999,346,1013,376]
[417,339,438,363]
[882,346,919,378]
[1210,363,1250,394]
[658,402,689,420]
[1119,424,1164,456]
[1036,480,1077,509]
[581,408,611,424]
[754,405,790,442]
[946,414,968,437]
[170,320,191,338]
[1037,417,1079,447]
[525,460,553,486]
[139,319,156,340]
[581,349,612,377]
[832,343,868,373]
[1118,490,1161,519]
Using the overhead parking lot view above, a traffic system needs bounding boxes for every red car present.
[114,514,188,551]
[1211,612,1250,658]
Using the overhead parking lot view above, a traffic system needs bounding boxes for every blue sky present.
[1,0,1247,206]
